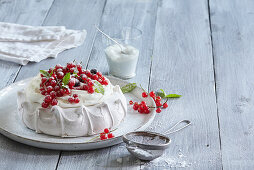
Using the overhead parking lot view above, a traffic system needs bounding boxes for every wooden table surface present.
[0,0,253,169]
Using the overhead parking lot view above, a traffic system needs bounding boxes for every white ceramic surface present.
[0,76,156,151]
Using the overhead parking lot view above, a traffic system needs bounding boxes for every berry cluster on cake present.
[17,62,127,137]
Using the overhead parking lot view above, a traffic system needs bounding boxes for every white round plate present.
[0,76,156,150]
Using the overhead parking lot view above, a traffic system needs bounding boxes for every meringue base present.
[17,86,127,137]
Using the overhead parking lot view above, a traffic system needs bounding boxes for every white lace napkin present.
[0,22,87,65]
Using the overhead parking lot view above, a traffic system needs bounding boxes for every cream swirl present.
[25,74,116,107]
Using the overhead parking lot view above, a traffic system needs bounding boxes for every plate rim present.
[0,76,156,148]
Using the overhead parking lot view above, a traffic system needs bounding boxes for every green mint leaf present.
[166,94,182,98]
[121,83,137,93]
[157,89,167,98]
[62,72,70,85]
[40,70,50,77]
[94,81,104,95]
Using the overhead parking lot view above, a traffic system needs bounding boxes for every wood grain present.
[141,0,222,169]
[0,0,54,89]
[58,0,159,169]
[0,1,60,170]
[15,0,106,81]
[210,0,254,169]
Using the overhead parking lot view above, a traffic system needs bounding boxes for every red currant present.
[76,64,82,71]
[129,100,134,105]
[107,133,114,138]
[41,102,49,108]
[68,97,74,103]
[81,74,87,81]
[156,96,161,101]
[156,108,162,113]
[69,68,75,73]
[149,91,156,98]
[138,107,144,113]
[74,98,80,103]
[47,86,53,93]
[64,88,71,94]
[133,104,139,110]
[88,87,94,94]
[141,101,146,106]
[92,74,98,80]
[83,85,89,91]
[87,81,94,87]
[41,90,46,95]
[104,128,110,133]
[102,80,108,85]
[142,92,148,98]
[54,86,60,91]
[85,70,92,77]
[163,103,168,108]
[41,77,47,84]
[56,91,63,97]
[51,99,58,106]
[50,91,57,98]
[44,95,52,103]
[156,101,162,107]
[144,109,150,114]
[96,72,102,77]
[57,72,64,79]
[51,73,57,79]
[48,77,54,82]
[68,79,75,87]
[73,94,78,98]
[67,62,73,69]
[55,64,63,69]
[100,134,107,140]
[50,80,57,87]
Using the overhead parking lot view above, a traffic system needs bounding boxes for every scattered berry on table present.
[104,128,109,133]
[163,103,168,108]
[156,108,162,113]
[129,100,134,105]
[142,92,148,98]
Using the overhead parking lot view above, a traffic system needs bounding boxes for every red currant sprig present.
[86,128,116,142]
[100,128,115,140]
[39,61,109,109]
[129,90,169,113]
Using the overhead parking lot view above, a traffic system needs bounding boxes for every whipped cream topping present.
[25,74,116,107]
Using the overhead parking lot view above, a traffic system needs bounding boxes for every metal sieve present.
[122,120,191,161]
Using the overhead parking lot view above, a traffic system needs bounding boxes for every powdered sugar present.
[140,150,193,168]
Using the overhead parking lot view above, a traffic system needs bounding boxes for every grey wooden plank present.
[140,0,222,169]
[209,0,254,169]
[0,134,59,170]
[15,0,106,81]
[0,0,55,89]
[58,0,158,169]
[0,1,61,170]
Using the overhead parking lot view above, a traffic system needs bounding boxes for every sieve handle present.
[164,120,191,135]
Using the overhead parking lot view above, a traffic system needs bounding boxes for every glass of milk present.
[103,27,142,79]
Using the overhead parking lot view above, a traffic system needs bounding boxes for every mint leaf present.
[166,94,181,98]
[40,70,50,77]
[94,81,104,94]
[121,83,137,93]
[157,89,167,98]
[62,72,70,85]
